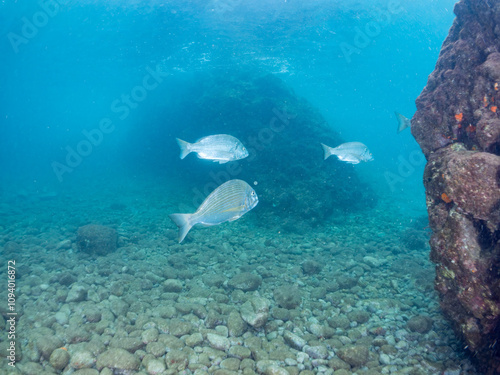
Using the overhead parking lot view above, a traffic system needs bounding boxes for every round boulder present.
[77,224,117,256]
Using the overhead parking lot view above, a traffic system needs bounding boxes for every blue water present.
[1,1,472,373]
[1,0,455,194]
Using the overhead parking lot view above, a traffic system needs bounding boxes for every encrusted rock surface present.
[412,0,500,371]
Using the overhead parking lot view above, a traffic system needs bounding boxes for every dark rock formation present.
[166,69,376,229]
[412,0,500,371]
[76,224,117,256]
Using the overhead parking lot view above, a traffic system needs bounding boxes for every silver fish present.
[176,134,248,164]
[321,142,373,164]
[169,179,258,243]
[395,112,411,133]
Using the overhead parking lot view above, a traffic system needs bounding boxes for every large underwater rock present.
[170,69,375,230]
[412,0,500,371]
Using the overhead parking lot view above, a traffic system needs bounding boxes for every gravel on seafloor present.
[0,183,478,375]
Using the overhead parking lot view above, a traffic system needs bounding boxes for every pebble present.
[240,297,270,328]
[55,311,69,325]
[296,352,308,364]
[49,348,70,370]
[228,272,262,291]
[303,345,328,359]
[220,357,241,371]
[336,345,369,367]
[66,284,88,302]
[395,340,408,350]
[284,330,306,350]
[142,328,159,343]
[379,353,391,365]
[70,350,96,369]
[228,310,247,337]
[163,279,183,293]
[96,348,140,371]
[228,345,251,359]
[207,333,230,351]
[185,333,204,347]
[36,335,64,359]
[146,358,166,374]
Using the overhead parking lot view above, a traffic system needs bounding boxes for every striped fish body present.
[169,179,258,243]
[321,142,373,164]
[176,134,249,164]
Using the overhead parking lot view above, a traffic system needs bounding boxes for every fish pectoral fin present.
[217,160,229,164]
[228,215,242,222]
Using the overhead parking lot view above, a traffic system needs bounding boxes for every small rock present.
[221,357,241,371]
[55,311,68,325]
[228,272,262,291]
[96,348,140,371]
[70,350,96,369]
[207,333,230,351]
[146,358,166,374]
[146,342,166,357]
[163,279,183,293]
[165,349,188,370]
[73,369,99,375]
[109,336,145,352]
[336,275,358,289]
[229,345,252,359]
[302,259,323,275]
[336,345,369,367]
[49,348,70,370]
[327,357,350,370]
[327,315,350,330]
[240,297,270,328]
[58,272,77,286]
[142,328,159,344]
[273,286,302,309]
[304,345,328,359]
[379,353,391,365]
[407,315,433,333]
[347,310,370,324]
[83,306,101,323]
[272,307,290,321]
[283,331,306,350]
[36,335,64,359]
[169,318,193,336]
[202,273,226,287]
[256,360,282,373]
[185,332,203,347]
[77,224,117,256]
[110,298,129,317]
[265,365,290,375]
[362,256,386,268]
[66,284,88,303]
[228,310,247,337]
[56,239,72,250]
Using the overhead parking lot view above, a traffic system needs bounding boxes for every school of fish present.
[170,132,376,242]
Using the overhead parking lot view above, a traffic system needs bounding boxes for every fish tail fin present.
[176,138,191,159]
[395,112,410,133]
[169,213,193,243]
[321,143,333,160]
